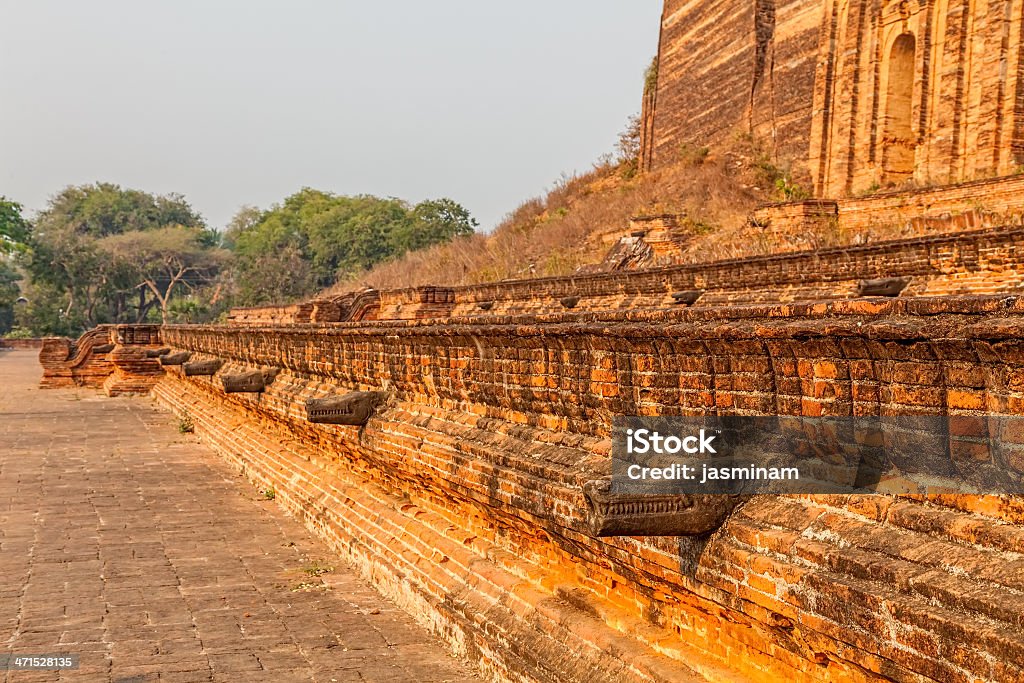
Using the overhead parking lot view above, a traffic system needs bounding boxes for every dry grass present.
[329,138,777,294]
[318,129,1009,298]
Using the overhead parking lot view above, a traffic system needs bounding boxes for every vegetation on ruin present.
[325,130,778,293]
[177,412,195,434]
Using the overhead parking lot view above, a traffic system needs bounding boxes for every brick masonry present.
[0,338,43,350]
[644,2,1024,195]
[232,226,1024,324]
[38,325,165,396]
[835,174,1024,235]
[646,0,820,180]
[109,295,1024,682]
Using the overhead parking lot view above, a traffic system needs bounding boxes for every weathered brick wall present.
[150,296,1024,682]
[228,290,380,326]
[379,227,1024,319]
[809,0,1024,195]
[0,338,44,349]
[223,225,1024,326]
[648,0,821,178]
[227,304,307,326]
[38,327,117,389]
[39,324,164,395]
[836,175,1024,236]
[649,1,1024,196]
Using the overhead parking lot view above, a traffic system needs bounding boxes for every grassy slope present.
[328,139,783,294]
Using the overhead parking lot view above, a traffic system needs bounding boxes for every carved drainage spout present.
[182,359,224,377]
[670,290,704,306]
[159,351,191,366]
[306,391,388,426]
[222,369,278,394]
[582,479,743,537]
[857,277,910,297]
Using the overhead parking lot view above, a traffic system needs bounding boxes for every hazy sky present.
[1,1,662,231]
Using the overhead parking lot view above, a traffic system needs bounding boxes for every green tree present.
[22,183,219,331]
[221,205,263,250]
[13,280,84,337]
[38,183,205,237]
[0,198,30,334]
[399,198,478,252]
[227,190,477,305]
[100,226,228,323]
[0,198,31,253]
[0,261,23,334]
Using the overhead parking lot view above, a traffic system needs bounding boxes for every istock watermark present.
[625,428,718,455]
[612,415,1024,496]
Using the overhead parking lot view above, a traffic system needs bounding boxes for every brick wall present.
[39,324,164,395]
[227,304,308,326]
[149,296,1024,682]
[228,290,380,326]
[377,227,1024,319]
[809,1,1024,195]
[754,184,1024,244]
[648,0,821,178]
[0,338,44,349]
[223,226,1024,326]
[836,175,1024,236]
[649,1,1024,196]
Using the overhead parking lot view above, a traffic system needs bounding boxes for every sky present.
[1,1,663,232]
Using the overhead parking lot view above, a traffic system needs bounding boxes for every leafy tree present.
[100,226,228,323]
[23,227,109,326]
[23,183,219,331]
[13,280,84,337]
[401,199,478,252]
[221,205,263,250]
[230,244,315,306]
[0,198,31,253]
[37,183,205,237]
[303,194,411,277]
[227,189,478,305]
[0,198,30,334]
[0,261,23,334]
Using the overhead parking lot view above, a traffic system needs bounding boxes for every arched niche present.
[881,32,917,184]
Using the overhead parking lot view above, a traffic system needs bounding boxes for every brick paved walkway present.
[0,350,478,683]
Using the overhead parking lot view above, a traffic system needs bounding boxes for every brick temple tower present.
[641,0,1024,197]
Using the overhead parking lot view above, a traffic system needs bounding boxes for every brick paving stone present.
[0,350,478,683]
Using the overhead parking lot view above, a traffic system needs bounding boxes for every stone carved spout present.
[182,359,224,376]
[582,479,743,537]
[159,351,191,366]
[306,391,388,426]
[670,290,704,306]
[858,277,910,297]
[146,347,172,358]
[222,369,278,394]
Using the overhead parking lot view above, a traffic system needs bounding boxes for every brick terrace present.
[0,350,477,683]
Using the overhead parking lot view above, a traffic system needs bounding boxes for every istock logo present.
[625,429,717,455]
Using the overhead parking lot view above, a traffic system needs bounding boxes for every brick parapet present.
[163,295,1024,437]
[149,295,1024,681]
[836,174,1024,234]
[0,338,44,349]
[219,226,1024,325]
[39,324,165,393]
[382,227,1024,320]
